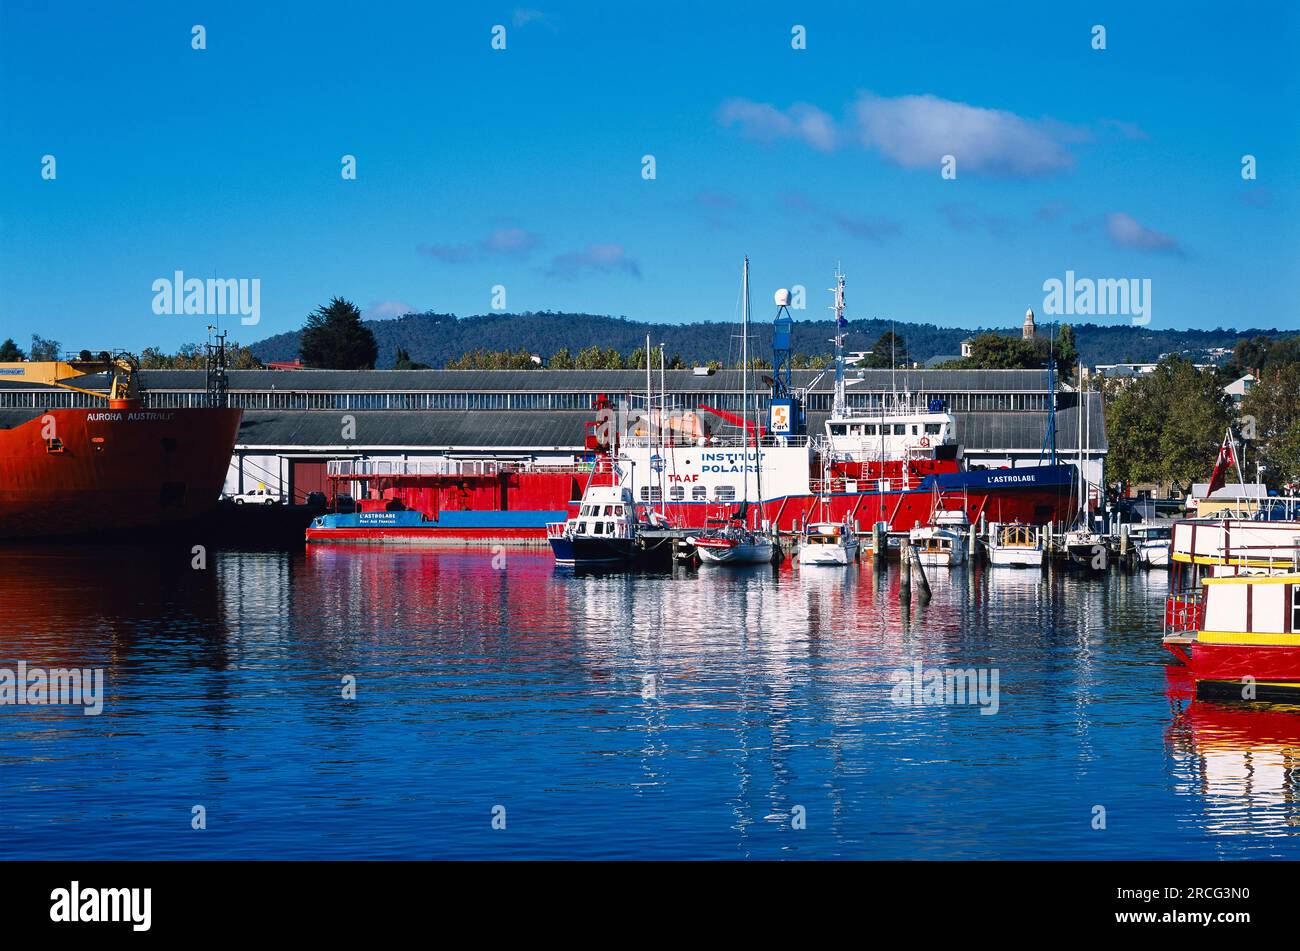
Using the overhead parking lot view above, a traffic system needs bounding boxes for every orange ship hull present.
[0,405,242,539]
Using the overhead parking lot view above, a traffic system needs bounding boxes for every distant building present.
[1094,362,1216,380]
[1223,373,1255,403]
[1022,307,1036,341]
[959,338,975,358]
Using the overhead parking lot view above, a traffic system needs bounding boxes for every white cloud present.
[546,244,641,280]
[716,99,838,152]
[851,92,1076,176]
[420,227,542,264]
[1105,212,1184,255]
[719,91,1080,177]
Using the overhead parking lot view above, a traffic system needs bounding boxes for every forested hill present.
[248,310,1292,369]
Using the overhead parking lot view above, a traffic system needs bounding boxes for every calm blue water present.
[1,543,1298,860]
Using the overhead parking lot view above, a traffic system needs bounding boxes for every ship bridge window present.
[849,424,864,436]
[714,486,736,501]
[865,424,877,436]
[592,521,604,535]
[893,424,906,435]
[830,424,846,436]
[924,423,942,435]
[692,485,707,501]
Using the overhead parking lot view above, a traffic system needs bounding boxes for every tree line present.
[1102,336,1300,495]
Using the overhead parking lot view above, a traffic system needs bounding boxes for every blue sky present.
[2,0,1297,353]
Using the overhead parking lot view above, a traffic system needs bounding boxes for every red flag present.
[1207,430,1235,495]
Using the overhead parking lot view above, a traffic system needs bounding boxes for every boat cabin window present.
[692,485,708,501]
[1293,586,1300,632]
[830,424,846,436]
[639,487,662,502]
[603,505,613,516]
[606,522,615,535]
[613,505,624,515]
[849,424,864,436]
[865,424,877,435]
[591,521,603,534]
[714,486,736,501]
[893,424,906,435]
[925,423,941,435]
[911,425,918,435]
[669,486,684,501]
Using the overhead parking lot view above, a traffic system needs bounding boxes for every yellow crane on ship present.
[0,351,138,401]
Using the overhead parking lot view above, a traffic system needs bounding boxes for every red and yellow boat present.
[1164,573,1300,701]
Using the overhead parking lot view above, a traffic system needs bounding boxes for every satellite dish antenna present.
[774,288,791,307]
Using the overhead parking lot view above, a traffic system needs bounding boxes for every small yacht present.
[798,521,860,566]
[1063,526,1106,570]
[547,485,641,566]
[689,519,775,565]
[909,525,966,566]
[987,522,1044,568]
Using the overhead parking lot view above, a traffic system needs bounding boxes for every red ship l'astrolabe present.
[0,354,241,539]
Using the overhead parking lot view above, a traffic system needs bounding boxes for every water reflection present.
[0,544,1297,858]
[1166,670,1300,845]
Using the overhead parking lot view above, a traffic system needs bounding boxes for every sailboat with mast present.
[688,257,775,565]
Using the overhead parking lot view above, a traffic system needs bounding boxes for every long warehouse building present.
[0,367,1108,505]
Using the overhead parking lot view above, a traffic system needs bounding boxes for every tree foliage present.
[1239,363,1300,491]
[299,297,378,370]
[1101,356,1235,492]
[939,325,1078,372]
[29,335,60,361]
[859,332,909,368]
[0,338,25,361]
[138,342,262,369]
[393,346,430,370]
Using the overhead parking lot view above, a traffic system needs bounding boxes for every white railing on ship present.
[622,434,809,449]
[327,459,609,478]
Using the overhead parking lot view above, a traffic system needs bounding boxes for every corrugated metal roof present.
[235,410,591,448]
[0,390,1103,452]
[0,367,1051,393]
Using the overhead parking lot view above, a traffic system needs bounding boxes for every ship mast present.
[831,267,847,419]
[742,256,751,516]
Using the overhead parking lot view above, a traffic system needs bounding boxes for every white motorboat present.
[798,521,860,566]
[1128,521,1171,568]
[909,525,966,566]
[987,522,1044,568]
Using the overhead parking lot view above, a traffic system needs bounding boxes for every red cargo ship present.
[0,354,242,539]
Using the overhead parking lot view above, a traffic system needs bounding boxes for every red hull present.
[0,406,243,539]
[1177,642,1300,686]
